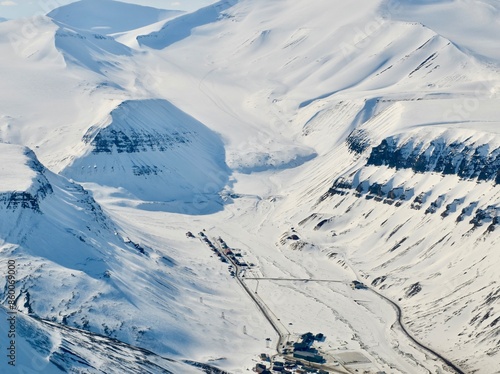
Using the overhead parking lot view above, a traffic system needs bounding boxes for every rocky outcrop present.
[366,136,500,183]
[0,148,53,212]
[64,99,230,206]
[83,127,193,154]
[346,129,371,154]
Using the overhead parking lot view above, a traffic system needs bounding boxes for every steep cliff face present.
[84,125,192,155]
[320,130,500,232]
[0,146,53,212]
[0,144,193,358]
[63,99,230,209]
[366,134,500,184]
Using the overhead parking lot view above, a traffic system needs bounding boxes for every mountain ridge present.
[0,0,498,372]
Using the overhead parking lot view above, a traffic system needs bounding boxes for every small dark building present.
[302,332,315,345]
[256,363,267,373]
[293,341,309,351]
[352,280,367,289]
[293,350,325,363]
[315,333,325,341]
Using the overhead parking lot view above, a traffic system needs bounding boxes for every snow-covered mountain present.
[0,306,211,373]
[62,99,230,208]
[48,0,182,35]
[0,0,499,373]
[0,142,270,372]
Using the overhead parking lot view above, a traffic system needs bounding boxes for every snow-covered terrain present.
[0,0,499,373]
[62,99,230,207]
[0,306,211,373]
[48,0,182,35]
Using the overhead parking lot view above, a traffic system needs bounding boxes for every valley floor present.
[90,172,459,374]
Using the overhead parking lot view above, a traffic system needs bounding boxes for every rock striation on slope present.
[0,146,53,212]
[63,99,230,209]
[366,135,500,184]
[0,143,209,363]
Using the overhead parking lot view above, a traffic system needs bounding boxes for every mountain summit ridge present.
[0,0,499,372]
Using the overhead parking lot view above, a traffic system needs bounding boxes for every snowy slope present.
[46,0,183,73]
[130,0,499,371]
[0,307,206,374]
[47,0,181,35]
[62,99,230,209]
[0,0,499,372]
[0,143,273,371]
[383,0,500,65]
[287,106,500,372]
[137,0,237,49]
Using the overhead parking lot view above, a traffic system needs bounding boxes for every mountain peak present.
[0,144,52,212]
[47,0,182,34]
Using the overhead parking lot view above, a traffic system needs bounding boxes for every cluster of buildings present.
[190,232,252,275]
[217,237,250,268]
[193,231,228,264]
[255,359,301,374]
[255,332,329,374]
[292,332,326,364]
[255,359,330,374]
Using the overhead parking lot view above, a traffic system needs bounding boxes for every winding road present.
[369,287,465,374]
[210,236,353,374]
[207,234,464,374]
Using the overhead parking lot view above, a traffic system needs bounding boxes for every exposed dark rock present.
[456,201,479,222]
[389,237,408,252]
[371,276,387,287]
[0,149,53,212]
[405,282,422,298]
[346,129,371,154]
[425,194,446,214]
[441,197,465,218]
[183,360,231,374]
[470,205,499,228]
[314,218,332,230]
[411,192,429,210]
[132,165,160,176]
[367,136,500,183]
[84,127,193,154]
[327,177,352,197]
[368,182,385,197]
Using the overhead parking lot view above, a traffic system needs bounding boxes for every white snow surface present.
[0,144,38,193]
[47,0,181,35]
[0,0,499,373]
